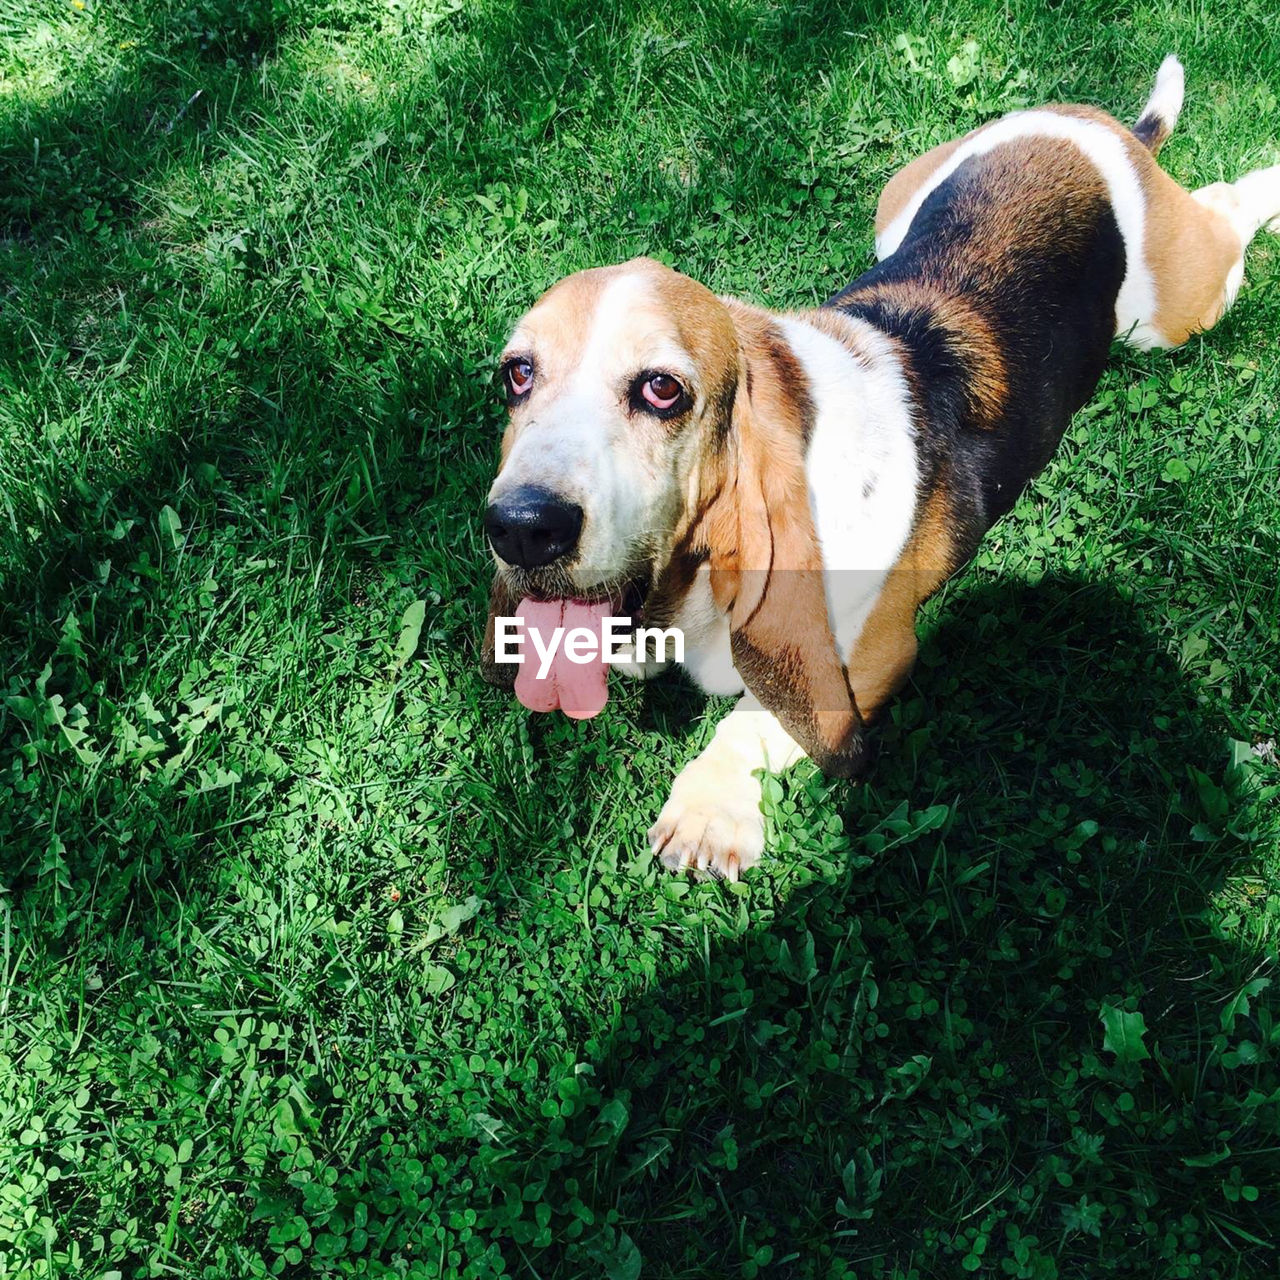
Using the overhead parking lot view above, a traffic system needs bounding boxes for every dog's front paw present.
[648,753,765,882]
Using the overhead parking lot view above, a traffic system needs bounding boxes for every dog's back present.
[826,58,1280,548]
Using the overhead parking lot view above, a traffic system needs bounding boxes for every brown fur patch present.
[644,261,743,413]
[1132,111,1173,157]
[800,308,882,368]
[950,133,1111,263]
[845,484,958,719]
[507,266,614,364]
[820,282,1009,430]
[1043,105,1246,345]
[722,298,814,442]
[1139,170,1244,345]
[689,304,867,777]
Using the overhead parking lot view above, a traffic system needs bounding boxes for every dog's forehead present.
[505,260,735,376]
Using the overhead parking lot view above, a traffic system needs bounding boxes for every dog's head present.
[481,257,865,776]
[484,257,737,607]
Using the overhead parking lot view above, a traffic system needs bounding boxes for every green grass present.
[1,0,1279,1276]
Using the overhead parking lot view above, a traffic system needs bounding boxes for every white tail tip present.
[1145,54,1185,133]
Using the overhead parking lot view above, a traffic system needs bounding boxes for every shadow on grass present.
[466,574,1275,1278]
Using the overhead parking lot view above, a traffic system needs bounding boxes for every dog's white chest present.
[780,316,920,662]
[672,569,743,696]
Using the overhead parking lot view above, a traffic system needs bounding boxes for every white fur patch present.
[1226,163,1280,238]
[1140,55,1185,137]
[1223,256,1246,313]
[779,315,918,663]
[874,110,1166,350]
[668,568,742,696]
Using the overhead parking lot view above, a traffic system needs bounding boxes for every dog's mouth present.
[502,566,651,620]
[496,567,653,721]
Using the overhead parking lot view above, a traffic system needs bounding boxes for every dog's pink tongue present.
[513,598,611,720]
[512,600,564,713]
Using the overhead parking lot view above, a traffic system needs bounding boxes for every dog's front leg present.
[648,694,806,881]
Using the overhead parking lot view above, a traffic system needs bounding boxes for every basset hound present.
[481,56,1280,880]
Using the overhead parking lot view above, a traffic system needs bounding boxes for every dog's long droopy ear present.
[705,323,866,778]
[480,573,520,689]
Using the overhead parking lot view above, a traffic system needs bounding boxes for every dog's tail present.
[1132,54,1184,155]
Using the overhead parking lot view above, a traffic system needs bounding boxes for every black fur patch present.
[828,145,1126,559]
[1132,112,1167,152]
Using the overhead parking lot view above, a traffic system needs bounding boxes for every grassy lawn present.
[2,0,1279,1275]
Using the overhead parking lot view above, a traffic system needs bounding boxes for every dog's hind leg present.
[1131,161,1280,349]
[1120,56,1280,348]
[1190,164,1280,321]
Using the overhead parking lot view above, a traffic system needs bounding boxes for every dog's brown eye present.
[642,373,682,410]
[506,359,534,397]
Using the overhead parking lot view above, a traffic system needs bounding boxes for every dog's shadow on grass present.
[478,572,1275,1277]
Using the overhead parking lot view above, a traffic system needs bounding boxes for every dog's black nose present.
[484,486,584,570]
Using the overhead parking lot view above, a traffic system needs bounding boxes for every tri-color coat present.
[482,56,1280,880]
